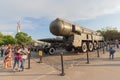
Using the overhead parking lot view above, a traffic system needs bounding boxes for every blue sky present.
[1,0,120,39]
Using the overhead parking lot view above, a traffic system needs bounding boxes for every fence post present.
[86,50,89,64]
[97,47,100,57]
[28,52,31,69]
[103,46,105,54]
[86,41,89,64]
[60,52,65,76]
[27,48,31,69]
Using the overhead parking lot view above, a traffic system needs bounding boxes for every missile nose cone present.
[50,19,63,36]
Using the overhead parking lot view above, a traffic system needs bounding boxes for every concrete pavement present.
[1,47,120,80]
[0,56,59,80]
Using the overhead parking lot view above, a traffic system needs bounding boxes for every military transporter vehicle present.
[41,18,104,54]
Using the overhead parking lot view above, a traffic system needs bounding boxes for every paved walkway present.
[0,56,59,80]
[1,47,120,80]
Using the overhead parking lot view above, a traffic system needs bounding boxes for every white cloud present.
[0,0,120,38]
[0,0,120,20]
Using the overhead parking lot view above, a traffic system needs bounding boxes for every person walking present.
[2,49,10,68]
[2,44,13,69]
[1,46,4,57]
[13,46,21,71]
[115,39,119,48]
[19,45,29,71]
[7,44,13,68]
[109,47,116,59]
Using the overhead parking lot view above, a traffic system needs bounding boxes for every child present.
[109,47,116,59]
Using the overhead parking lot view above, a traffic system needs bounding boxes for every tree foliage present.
[97,27,120,41]
[0,32,33,46]
[3,35,15,45]
[0,33,15,45]
[0,32,4,45]
[15,32,32,45]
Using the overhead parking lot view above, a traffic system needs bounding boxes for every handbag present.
[22,54,27,59]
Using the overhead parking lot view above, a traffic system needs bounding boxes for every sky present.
[1,0,120,40]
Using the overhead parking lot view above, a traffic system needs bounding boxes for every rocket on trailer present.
[39,18,104,55]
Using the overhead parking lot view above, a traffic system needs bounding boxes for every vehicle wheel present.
[81,42,87,52]
[43,46,49,54]
[48,47,56,55]
[88,42,94,51]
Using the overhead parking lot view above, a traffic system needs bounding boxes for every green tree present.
[97,29,105,36]
[15,32,32,45]
[0,32,4,45]
[97,27,120,41]
[3,35,15,45]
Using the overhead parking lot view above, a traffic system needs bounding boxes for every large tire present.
[81,42,87,52]
[88,42,94,51]
[48,47,56,55]
[43,46,49,54]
